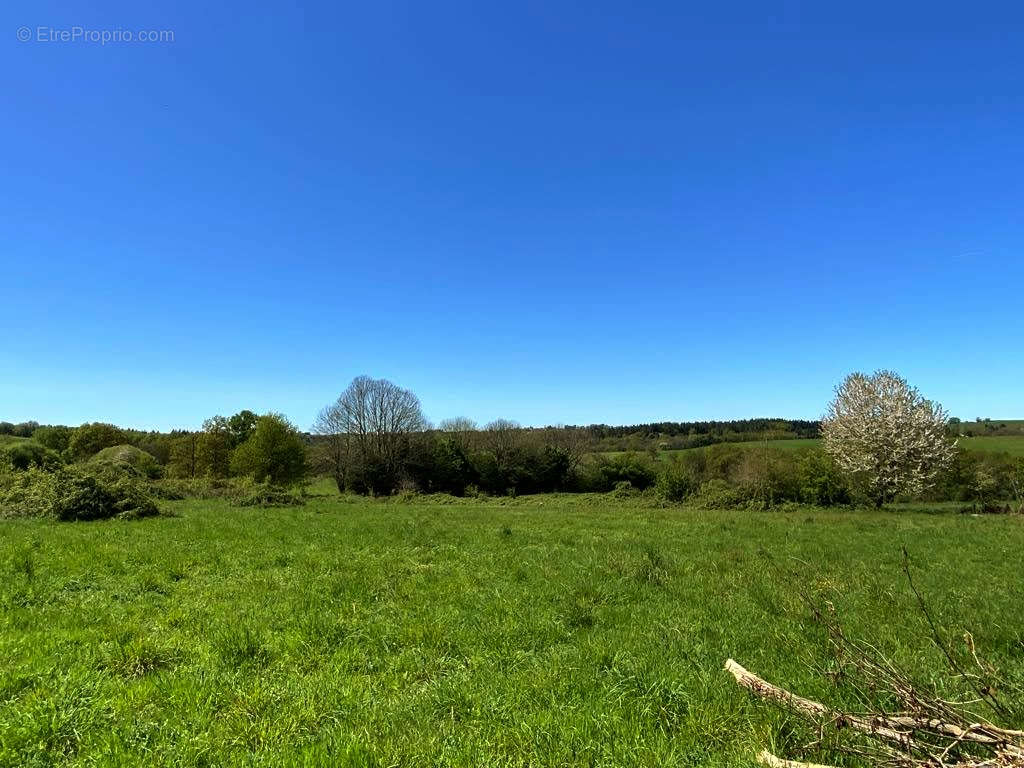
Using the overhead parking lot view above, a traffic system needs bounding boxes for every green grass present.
[958,435,1024,457]
[2,492,1023,766]
[956,419,1024,436]
[603,435,1024,461]
[660,438,822,460]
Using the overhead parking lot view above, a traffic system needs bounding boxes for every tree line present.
[2,371,1022,510]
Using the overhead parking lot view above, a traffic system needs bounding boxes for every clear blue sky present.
[3,1,1022,431]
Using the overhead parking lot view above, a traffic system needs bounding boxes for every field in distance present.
[955,419,1024,436]
[601,434,1024,460]
[2,490,1022,766]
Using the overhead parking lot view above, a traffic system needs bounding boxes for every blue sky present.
[3,1,1022,430]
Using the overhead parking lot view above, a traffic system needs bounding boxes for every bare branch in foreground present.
[756,749,840,768]
[725,658,1024,768]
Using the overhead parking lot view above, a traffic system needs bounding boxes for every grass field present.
[2,490,1023,767]
[957,420,1024,436]
[957,435,1024,457]
[603,435,1024,461]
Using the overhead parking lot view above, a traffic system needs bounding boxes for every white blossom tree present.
[822,370,956,507]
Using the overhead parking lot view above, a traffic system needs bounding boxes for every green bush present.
[231,414,307,486]
[692,478,747,509]
[703,444,747,482]
[611,480,640,498]
[653,446,851,508]
[50,469,159,521]
[796,450,851,505]
[32,425,73,453]
[237,481,305,507]
[2,441,62,472]
[405,437,478,496]
[656,458,701,501]
[578,453,658,492]
[0,467,57,518]
[729,450,802,508]
[67,423,128,461]
[151,476,247,501]
[89,444,162,480]
[151,476,306,507]
[929,447,1022,506]
[0,466,158,520]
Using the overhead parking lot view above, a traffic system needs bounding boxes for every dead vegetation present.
[727,549,1024,768]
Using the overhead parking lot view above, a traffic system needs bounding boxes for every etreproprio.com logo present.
[17,26,175,44]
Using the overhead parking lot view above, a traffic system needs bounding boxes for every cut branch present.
[725,658,1024,768]
[756,749,839,768]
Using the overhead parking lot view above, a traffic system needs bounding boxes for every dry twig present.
[725,657,1023,767]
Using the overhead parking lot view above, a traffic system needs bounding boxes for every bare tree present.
[313,376,427,493]
[538,425,593,472]
[822,371,956,507]
[483,419,523,466]
[439,417,477,433]
[438,417,478,452]
[311,402,353,493]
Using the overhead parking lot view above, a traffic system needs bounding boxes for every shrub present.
[67,423,128,461]
[656,458,701,501]
[2,441,62,472]
[150,476,255,502]
[692,478,747,509]
[0,467,57,518]
[796,450,851,505]
[611,480,639,498]
[703,443,747,482]
[51,470,159,521]
[729,450,803,508]
[89,444,162,480]
[0,466,158,520]
[425,437,478,496]
[32,425,73,453]
[578,453,658,492]
[196,418,234,478]
[510,445,572,494]
[237,482,305,507]
[230,414,307,486]
[342,455,398,496]
[10,421,39,438]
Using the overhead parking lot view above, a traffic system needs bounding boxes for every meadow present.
[602,435,1024,461]
[957,435,1024,457]
[2,489,1023,767]
[957,420,1024,437]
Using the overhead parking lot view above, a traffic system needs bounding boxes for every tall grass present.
[1,494,1022,766]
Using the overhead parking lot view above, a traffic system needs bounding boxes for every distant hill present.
[954,419,1024,436]
[599,435,1024,460]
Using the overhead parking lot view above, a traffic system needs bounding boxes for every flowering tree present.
[822,371,956,506]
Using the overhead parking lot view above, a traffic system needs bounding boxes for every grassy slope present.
[956,419,1024,436]
[603,435,1024,461]
[2,493,1023,767]
[958,435,1024,457]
